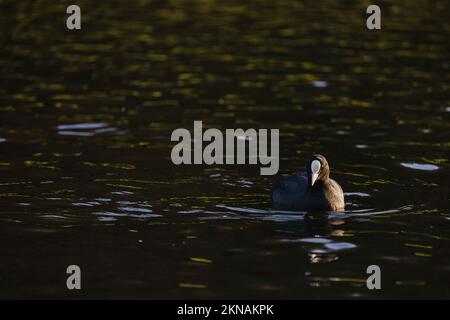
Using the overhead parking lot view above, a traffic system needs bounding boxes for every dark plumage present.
[272,154,345,211]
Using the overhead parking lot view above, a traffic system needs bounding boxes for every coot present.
[272,154,345,211]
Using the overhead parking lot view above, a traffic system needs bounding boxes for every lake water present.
[0,0,449,298]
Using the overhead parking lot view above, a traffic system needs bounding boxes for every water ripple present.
[401,162,439,171]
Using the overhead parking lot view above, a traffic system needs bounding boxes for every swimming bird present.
[271,154,345,211]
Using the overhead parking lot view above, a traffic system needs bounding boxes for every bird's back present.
[271,172,309,210]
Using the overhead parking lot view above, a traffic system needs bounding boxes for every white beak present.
[311,173,319,186]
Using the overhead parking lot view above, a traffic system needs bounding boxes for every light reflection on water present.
[0,0,449,299]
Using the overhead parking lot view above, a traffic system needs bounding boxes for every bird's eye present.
[311,160,321,174]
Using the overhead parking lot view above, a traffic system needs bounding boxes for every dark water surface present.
[0,0,449,298]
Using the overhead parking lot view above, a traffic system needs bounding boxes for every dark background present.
[0,0,449,299]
